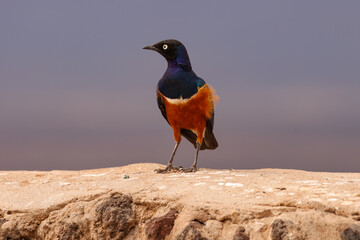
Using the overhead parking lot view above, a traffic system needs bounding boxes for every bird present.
[143,39,218,173]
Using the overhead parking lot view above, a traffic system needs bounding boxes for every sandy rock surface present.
[0,163,360,239]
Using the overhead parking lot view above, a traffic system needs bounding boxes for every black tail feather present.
[180,128,218,150]
[204,128,218,150]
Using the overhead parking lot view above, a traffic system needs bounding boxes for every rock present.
[271,219,293,240]
[342,225,360,240]
[0,163,360,239]
[145,209,178,240]
[93,193,135,239]
[254,209,274,219]
[233,226,249,240]
[36,193,135,240]
[176,222,207,240]
[204,220,223,239]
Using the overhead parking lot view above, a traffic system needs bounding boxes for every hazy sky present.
[1,1,360,172]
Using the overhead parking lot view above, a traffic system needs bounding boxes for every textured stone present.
[341,225,360,240]
[177,222,207,240]
[0,163,360,239]
[0,193,135,240]
[93,193,135,239]
[271,219,293,240]
[232,226,249,240]
[145,209,178,240]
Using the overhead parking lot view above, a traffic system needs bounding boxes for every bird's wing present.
[203,111,218,149]
[156,88,169,124]
[207,112,214,131]
[203,84,218,149]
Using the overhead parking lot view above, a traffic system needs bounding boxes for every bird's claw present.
[180,167,197,173]
[155,164,197,173]
[154,165,183,174]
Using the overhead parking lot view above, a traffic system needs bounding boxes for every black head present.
[143,39,184,61]
[143,39,192,69]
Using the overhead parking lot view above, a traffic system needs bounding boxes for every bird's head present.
[143,39,191,69]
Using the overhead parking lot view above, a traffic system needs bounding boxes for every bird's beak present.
[143,45,158,52]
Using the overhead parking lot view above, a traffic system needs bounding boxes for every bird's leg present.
[191,142,201,171]
[183,142,201,172]
[155,141,180,173]
[166,141,180,169]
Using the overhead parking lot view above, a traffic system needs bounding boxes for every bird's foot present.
[180,166,197,173]
[154,165,183,174]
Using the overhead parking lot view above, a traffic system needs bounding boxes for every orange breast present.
[160,84,216,142]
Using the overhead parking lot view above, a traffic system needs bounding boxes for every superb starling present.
[143,39,218,172]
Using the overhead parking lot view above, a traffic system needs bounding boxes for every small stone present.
[123,174,130,179]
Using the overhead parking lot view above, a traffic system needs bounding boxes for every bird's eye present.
[163,44,168,50]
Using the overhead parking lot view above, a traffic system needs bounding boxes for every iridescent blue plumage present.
[157,44,205,99]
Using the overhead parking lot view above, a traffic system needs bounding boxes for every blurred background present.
[1,1,359,172]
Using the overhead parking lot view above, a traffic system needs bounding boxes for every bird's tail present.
[203,128,218,150]
[180,128,218,150]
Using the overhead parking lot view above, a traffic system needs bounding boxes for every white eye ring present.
[163,44,168,50]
